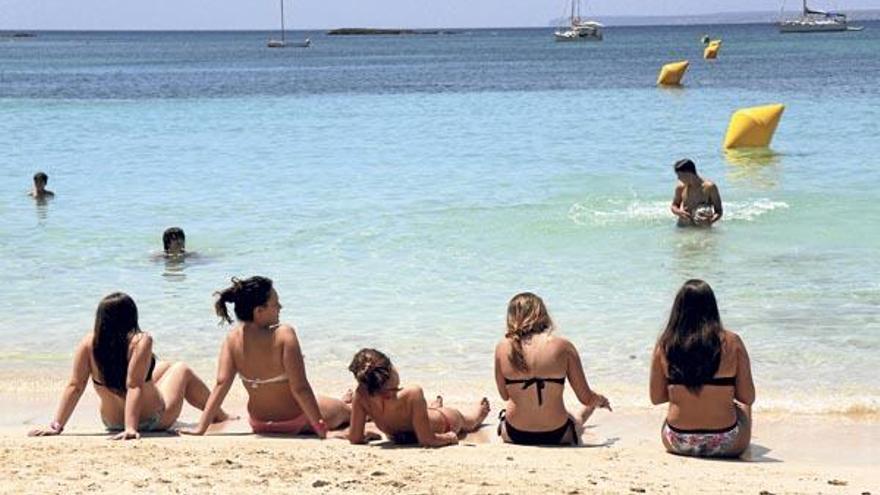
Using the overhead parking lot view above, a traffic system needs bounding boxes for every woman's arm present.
[280,326,326,438]
[733,334,756,406]
[649,345,670,405]
[181,337,237,435]
[409,387,458,448]
[29,337,91,436]
[347,390,369,444]
[565,340,611,411]
[494,342,509,401]
[112,333,154,440]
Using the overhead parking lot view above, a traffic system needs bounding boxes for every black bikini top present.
[667,375,736,386]
[504,376,566,406]
[93,354,157,393]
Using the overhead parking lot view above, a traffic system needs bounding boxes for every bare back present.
[494,333,573,430]
[225,324,305,421]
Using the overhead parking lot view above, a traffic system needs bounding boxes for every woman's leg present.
[316,395,351,430]
[156,362,231,428]
[457,398,490,433]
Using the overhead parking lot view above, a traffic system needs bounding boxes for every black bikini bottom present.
[497,410,578,446]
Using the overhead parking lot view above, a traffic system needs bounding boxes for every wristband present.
[49,421,63,434]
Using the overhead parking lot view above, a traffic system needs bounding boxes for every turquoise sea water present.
[1,25,879,415]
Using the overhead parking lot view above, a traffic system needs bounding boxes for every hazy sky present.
[2,0,878,30]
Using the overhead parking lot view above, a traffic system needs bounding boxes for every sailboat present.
[554,0,603,42]
[267,0,311,48]
[779,0,863,33]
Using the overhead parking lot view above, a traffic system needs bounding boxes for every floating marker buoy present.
[704,40,721,59]
[723,103,785,149]
[657,60,689,86]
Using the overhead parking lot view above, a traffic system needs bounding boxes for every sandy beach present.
[5,399,878,495]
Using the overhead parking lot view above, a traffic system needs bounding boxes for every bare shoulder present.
[401,386,426,403]
[494,339,510,355]
[721,329,745,351]
[274,324,300,343]
[132,331,154,349]
[703,180,719,192]
[549,334,577,355]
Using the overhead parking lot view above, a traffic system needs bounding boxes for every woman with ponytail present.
[346,349,490,447]
[494,292,611,446]
[182,276,350,437]
[29,293,229,440]
[650,279,755,458]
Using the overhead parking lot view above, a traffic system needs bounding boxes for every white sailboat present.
[267,0,311,48]
[554,0,603,42]
[779,0,863,33]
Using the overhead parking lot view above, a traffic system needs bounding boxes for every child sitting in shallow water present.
[346,349,490,447]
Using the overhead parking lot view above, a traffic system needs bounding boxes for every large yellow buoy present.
[657,60,689,86]
[704,40,721,59]
[723,103,785,149]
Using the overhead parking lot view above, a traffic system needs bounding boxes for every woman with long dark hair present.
[650,279,756,457]
[494,292,611,446]
[182,276,350,437]
[29,293,230,440]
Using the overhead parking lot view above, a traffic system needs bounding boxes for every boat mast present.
[280,0,286,42]
[802,0,807,15]
[570,0,575,23]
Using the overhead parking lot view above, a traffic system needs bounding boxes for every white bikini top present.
[240,374,288,389]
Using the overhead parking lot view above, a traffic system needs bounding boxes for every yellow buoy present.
[704,40,721,59]
[723,103,785,149]
[657,60,689,86]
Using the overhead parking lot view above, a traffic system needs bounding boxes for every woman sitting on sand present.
[650,279,756,458]
[181,276,349,437]
[494,292,611,446]
[29,292,230,440]
[346,348,490,447]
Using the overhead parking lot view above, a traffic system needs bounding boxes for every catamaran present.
[267,0,311,48]
[779,0,863,33]
[554,0,603,42]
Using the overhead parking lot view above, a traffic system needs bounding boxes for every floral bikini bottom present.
[662,410,746,458]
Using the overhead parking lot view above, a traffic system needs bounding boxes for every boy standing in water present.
[28,172,54,200]
[670,159,723,227]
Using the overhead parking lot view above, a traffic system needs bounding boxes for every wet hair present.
[92,292,141,392]
[505,292,554,372]
[162,227,186,252]
[674,158,697,175]
[33,171,48,184]
[349,348,393,395]
[657,279,723,393]
[214,276,273,324]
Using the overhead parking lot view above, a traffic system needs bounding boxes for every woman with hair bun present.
[29,292,229,440]
[650,279,755,458]
[346,348,490,447]
[182,276,350,437]
[495,292,611,446]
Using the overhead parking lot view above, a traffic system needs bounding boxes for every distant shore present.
[326,28,457,36]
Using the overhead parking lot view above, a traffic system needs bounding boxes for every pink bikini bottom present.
[249,414,311,435]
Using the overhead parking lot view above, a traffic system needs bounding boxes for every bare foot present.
[576,405,596,426]
[429,395,444,408]
[213,410,238,423]
[461,397,491,432]
[342,389,354,405]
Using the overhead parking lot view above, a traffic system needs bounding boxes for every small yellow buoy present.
[704,40,721,60]
[723,103,785,149]
[657,60,689,86]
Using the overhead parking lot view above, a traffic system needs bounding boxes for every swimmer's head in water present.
[214,276,277,325]
[92,292,141,391]
[162,227,186,255]
[506,292,554,372]
[658,279,723,393]
[33,171,48,189]
[674,158,698,179]
[349,348,397,396]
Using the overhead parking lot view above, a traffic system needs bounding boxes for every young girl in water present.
[182,276,350,437]
[346,348,490,447]
[29,292,230,440]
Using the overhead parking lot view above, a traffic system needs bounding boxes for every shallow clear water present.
[1,24,879,414]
